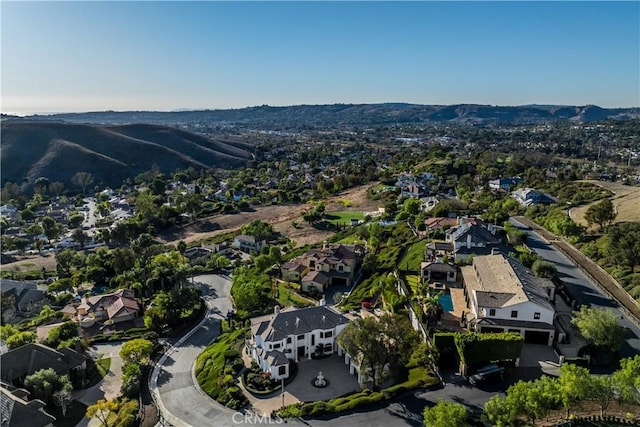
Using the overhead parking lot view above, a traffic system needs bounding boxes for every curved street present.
[150,274,240,426]
[510,217,640,358]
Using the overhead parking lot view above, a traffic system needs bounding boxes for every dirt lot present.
[1,253,58,275]
[570,180,640,229]
[2,185,381,273]
[158,183,381,247]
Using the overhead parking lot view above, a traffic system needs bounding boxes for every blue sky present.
[2,1,639,114]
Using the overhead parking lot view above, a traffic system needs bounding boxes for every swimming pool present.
[438,293,454,312]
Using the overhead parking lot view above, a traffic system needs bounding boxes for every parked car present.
[468,364,505,386]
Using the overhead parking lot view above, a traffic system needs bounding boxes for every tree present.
[34,177,50,195]
[71,172,94,195]
[606,222,640,270]
[531,259,557,278]
[484,395,513,427]
[86,399,119,427]
[423,400,467,427]
[71,228,89,249]
[591,374,616,416]
[68,213,85,229]
[506,377,558,424]
[585,198,616,232]
[54,387,72,417]
[24,368,72,405]
[42,216,61,241]
[558,363,591,418]
[6,331,37,349]
[49,181,65,197]
[336,314,418,389]
[613,355,640,405]
[571,306,625,353]
[47,321,79,348]
[120,338,154,365]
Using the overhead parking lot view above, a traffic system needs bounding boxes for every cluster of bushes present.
[241,362,281,395]
[119,338,155,399]
[88,328,157,344]
[195,328,248,409]
[278,366,438,418]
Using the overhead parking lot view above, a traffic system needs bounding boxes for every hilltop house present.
[445,219,503,262]
[248,305,350,380]
[488,177,522,192]
[281,243,364,294]
[461,253,556,346]
[61,289,139,325]
[233,235,267,254]
[0,343,86,387]
[512,188,557,207]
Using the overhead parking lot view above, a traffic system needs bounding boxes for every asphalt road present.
[151,274,244,427]
[509,218,640,359]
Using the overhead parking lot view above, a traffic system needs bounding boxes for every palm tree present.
[422,291,443,327]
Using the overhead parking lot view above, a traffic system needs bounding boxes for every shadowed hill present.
[0,121,253,192]
[23,103,640,128]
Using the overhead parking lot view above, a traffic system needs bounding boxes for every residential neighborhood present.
[2,95,640,427]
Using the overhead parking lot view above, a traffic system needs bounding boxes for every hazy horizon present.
[2,2,639,114]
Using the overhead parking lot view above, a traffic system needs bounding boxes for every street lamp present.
[281,377,285,409]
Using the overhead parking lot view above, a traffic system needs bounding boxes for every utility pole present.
[281,377,285,409]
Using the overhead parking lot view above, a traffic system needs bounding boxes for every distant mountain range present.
[5,103,639,127]
[0,122,254,191]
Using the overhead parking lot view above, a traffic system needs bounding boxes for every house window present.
[324,330,332,338]
[273,343,281,349]
[489,309,496,316]
[511,310,518,318]
[279,366,286,376]
[287,337,292,344]
[338,265,344,272]
[311,335,315,346]
[298,334,304,340]
[534,312,541,320]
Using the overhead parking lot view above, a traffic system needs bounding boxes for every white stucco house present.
[248,304,350,380]
[461,253,557,346]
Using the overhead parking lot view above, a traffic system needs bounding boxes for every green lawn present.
[403,274,421,296]
[195,328,248,409]
[278,282,315,308]
[397,239,427,272]
[324,211,365,226]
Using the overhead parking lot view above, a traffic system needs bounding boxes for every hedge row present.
[88,328,157,344]
[454,332,523,367]
[277,366,439,418]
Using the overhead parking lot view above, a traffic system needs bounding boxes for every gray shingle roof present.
[252,306,349,342]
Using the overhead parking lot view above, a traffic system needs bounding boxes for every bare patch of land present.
[2,253,57,274]
[158,183,381,247]
[570,180,640,229]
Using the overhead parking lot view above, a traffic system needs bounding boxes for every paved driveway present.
[73,342,124,427]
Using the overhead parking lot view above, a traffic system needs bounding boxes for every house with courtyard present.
[61,289,139,326]
[247,304,351,380]
[461,253,557,346]
[281,243,364,294]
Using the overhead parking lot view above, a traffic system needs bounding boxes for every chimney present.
[274,305,280,314]
[467,234,472,249]
[491,247,499,255]
[319,297,326,306]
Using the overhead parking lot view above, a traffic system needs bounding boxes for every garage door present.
[524,330,550,345]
